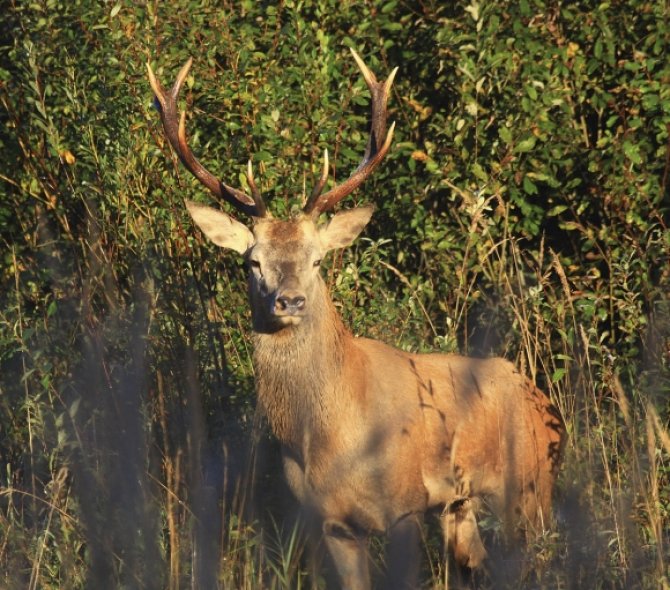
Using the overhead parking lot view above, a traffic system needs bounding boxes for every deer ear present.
[319,205,375,251]
[185,200,254,254]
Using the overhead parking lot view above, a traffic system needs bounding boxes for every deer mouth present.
[263,307,305,328]
[271,307,306,325]
[273,315,303,326]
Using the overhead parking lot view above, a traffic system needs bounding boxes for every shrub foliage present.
[1,1,668,588]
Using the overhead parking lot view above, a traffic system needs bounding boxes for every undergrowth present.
[1,1,668,588]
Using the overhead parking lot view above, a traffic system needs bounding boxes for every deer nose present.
[275,293,306,315]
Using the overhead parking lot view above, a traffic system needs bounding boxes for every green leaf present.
[471,162,488,181]
[547,205,568,216]
[523,175,538,195]
[622,141,642,164]
[515,136,536,153]
[499,126,513,144]
[551,368,566,383]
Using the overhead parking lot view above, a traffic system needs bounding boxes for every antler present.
[147,58,267,218]
[303,49,397,216]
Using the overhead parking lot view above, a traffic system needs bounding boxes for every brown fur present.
[186,203,564,590]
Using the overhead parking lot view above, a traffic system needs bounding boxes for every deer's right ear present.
[185,200,254,254]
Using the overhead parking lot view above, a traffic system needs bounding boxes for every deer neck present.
[252,280,349,450]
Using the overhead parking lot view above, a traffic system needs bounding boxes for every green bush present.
[1,1,668,588]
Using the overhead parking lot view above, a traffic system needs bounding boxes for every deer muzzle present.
[273,289,306,317]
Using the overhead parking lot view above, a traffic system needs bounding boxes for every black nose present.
[275,294,306,313]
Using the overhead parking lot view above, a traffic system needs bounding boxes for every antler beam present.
[303,49,397,216]
[147,58,267,218]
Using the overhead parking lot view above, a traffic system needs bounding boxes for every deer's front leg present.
[323,520,370,590]
[384,513,422,589]
[441,498,487,569]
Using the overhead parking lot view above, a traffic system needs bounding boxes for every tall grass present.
[1,1,668,588]
[1,195,667,588]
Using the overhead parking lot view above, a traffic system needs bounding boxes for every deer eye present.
[249,259,261,271]
[313,259,322,268]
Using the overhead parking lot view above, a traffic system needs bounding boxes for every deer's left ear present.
[319,205,375,251]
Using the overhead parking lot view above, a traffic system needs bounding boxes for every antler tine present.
[147,59,267,218]
[304,49,397,216]
[247,160,269,218]
[308,149,330,203]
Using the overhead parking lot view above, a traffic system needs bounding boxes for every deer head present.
[184,201,374,332]
[147,50,397,332]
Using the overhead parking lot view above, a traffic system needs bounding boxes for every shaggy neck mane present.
[252,279,349,450]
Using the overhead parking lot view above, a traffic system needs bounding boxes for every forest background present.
[1,1,669,588]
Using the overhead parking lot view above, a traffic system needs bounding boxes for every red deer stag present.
[147,50,564,590]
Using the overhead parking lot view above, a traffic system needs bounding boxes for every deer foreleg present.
[383,513,422,590]
[323,520,370,590]
[441,498,487,569]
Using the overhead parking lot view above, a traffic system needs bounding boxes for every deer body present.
[255,278,559,536]
[148,51,564,589]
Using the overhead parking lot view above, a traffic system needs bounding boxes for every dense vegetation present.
[1,1,668,588]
